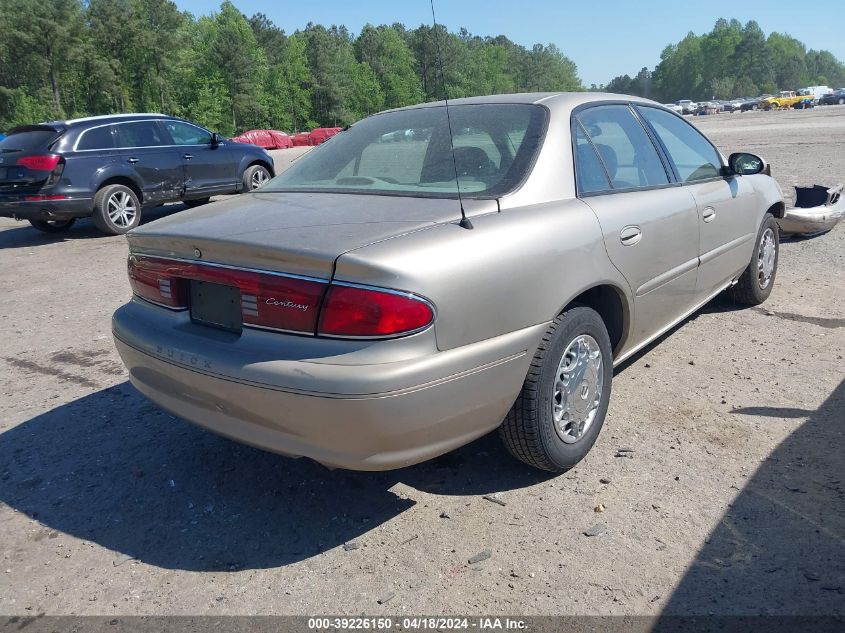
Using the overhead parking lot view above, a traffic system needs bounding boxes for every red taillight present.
[17,154,61,171]
[318,285,434,337]
[128,256,189,308]
[128,256,435,338]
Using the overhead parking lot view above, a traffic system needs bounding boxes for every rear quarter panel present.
[334,199,631,353]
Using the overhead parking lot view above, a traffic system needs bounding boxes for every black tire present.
[730,213,779,306]
[92,184,141,235]
[499,306,613,472]
[28,218,76,233]
[242,164,271,192]
[184,197,211,208]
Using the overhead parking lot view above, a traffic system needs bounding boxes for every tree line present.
[603,18,845,102]
[0,0,580,134]
[1,3,843,135]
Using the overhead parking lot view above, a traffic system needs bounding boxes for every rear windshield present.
[0,128,60,153]
[264,104,547,198]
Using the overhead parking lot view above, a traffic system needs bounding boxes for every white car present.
[676,100,698,115]
[663,103,683,114]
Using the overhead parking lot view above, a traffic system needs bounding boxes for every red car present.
[291,131,313,147]
[231,129,293,149]
[309,127,342,145]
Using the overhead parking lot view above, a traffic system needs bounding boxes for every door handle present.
[702,206,716,223]
[183,153,193,160]
[127,157,139,164]
[620,225,642,246]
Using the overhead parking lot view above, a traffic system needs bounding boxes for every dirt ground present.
[0,107,843,617]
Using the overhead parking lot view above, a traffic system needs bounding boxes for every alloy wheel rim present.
[552,334,604,444]
[107,191,137,227]
[252,168,269,189]
[757,228,776,290]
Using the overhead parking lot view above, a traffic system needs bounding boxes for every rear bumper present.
[112,300,543,470]
[0,196,93,220]
[778,199,845,235]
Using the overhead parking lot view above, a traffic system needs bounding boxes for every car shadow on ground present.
[0,204,188,249]
[654,378,845,618]
[0,382,549,571]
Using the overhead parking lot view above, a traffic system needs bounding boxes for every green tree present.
[209,1,268,131]
[355,24,423,108]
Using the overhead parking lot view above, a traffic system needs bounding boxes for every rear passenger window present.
[576,105,669,190]
[77,125,114,150]
[574,123,611,194]
[114,121,165,148]
[637,106,722,182]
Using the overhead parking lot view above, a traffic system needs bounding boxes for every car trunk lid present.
[126,191,496,279]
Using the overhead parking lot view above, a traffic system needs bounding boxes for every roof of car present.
[44,113,176,128]
[385,92,661,114]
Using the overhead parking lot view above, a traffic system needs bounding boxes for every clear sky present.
[174,0,845,86]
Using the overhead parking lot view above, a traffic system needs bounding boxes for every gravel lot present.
[0,108,843,617]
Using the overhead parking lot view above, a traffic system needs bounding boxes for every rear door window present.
[114,121,166,148]
[636,106,722,182]
[76,125,115,150]
[576,105,669,190]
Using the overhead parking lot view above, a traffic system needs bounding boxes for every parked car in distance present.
[695,101,720,115]
[676,99,698,114]
[819,89,845,105]
[798,85,832,103]
[762,91,803,110]
[0,114,275,234]
[113,93,784,473]
[309,127,343,145]
[663,103,683,114]
[231,129,293,149]
[736,97,761,111]
[291,131,312,147]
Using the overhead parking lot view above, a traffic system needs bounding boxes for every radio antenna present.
[429,0,473,229]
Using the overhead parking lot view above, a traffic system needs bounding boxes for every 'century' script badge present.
[265,297,309,312]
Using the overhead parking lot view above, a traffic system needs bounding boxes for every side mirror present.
[210,132,220,147]
[728,152,767,176]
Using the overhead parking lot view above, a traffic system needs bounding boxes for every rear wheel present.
[730,213,779,306]
[28,218,76,233]
[92,184,141,235]
[838,98,845,105]
[500,306,613,472]
[242,164,271,192]
[184,197,211,208]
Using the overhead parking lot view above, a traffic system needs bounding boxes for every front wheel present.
[28,218,76,233]
[730,213,779,306]
[242,164,271,192]
[92,184,141,234]
[499,306,613,472]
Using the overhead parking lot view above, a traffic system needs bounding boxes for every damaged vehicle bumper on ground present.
[778,184,844,236]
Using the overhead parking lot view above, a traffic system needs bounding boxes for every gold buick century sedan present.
[112,93,784,472]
